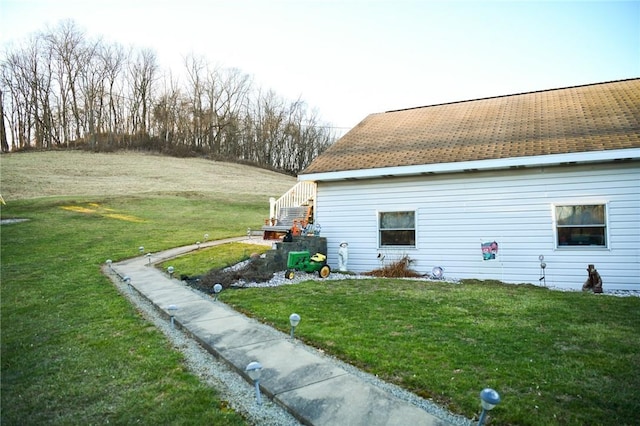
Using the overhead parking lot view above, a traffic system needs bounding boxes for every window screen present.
[556,204,607,247]
[379,211,416,247]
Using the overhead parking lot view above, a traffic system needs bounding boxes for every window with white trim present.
[555,204,607,248]
[379,210,416,247]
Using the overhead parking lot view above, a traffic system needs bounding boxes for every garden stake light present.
[123,276,131,291]
[289,313,301,339]
[245,361,263,405]
[539,254,547,286]
[167,266,174,278]
[213,283,222,301]
[139,246,144,254]
[168,304,178,329]
[146,252,151,265]
[106,259,112,269]
[478,388,501,426]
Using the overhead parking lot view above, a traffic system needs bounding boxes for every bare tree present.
[0,89,9,152]
[1,36,44,149]
[101,42,127,139]
[128,48,158,135]
[183,54,206,148]
[206,67,251,156]
[45,20,88,146]
[79,38,107,148]
[0,61,20,150]
[33,40,55,148]
[153,71,185,146]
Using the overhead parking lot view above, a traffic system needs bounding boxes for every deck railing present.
[269,181,316,222]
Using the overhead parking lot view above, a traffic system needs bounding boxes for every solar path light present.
[213,283,223,301]
[196,241,201,249]
[204,233,209,242]
[123,276,131,291]
[139,246,144,254]
[106,259,112,269]
[167,266,175,278]
[146,252,152,265]
[168,304,178,329]
[478,388,501,426]
[289,313,301,339]
[245,361,263,405]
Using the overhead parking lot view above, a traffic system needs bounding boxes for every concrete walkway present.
[105,238,457,426]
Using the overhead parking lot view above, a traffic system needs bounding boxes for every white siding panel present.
[315,163,640,290]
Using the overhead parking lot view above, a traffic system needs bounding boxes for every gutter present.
[298,148,640,182]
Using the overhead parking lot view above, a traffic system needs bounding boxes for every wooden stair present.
[262,181,316,240]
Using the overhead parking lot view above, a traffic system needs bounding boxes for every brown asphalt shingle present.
[302,79,640,175]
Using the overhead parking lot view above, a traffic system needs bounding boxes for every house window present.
[379,211,416,247]
[555,204,607,247]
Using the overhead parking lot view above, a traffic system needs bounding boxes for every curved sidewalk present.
[105,238,459,426]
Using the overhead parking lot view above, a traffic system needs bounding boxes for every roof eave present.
[298,148,640,182]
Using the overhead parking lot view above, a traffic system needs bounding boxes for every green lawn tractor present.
[285,251,331,279]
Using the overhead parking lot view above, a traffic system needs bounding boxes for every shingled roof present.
[301,79,640,177]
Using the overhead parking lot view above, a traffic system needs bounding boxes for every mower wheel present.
[318,265,331,278]
[285,269,295,279]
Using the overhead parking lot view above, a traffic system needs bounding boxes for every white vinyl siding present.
[313,162,640,290]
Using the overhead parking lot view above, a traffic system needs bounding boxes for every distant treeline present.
[0,20,337,174]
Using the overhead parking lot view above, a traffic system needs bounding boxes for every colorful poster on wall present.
[481,241,498,260]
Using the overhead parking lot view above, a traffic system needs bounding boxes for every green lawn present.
[157,242,272,279]
[1,195,265,425]
[218,276,640,426]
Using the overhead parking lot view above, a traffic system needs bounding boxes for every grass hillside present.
[1,151,296,201]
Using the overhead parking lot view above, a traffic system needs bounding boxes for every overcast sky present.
[1,0,638,134]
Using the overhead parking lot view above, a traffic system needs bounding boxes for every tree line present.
[0,20,337,174]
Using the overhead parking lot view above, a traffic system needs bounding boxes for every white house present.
[297,79,640,290]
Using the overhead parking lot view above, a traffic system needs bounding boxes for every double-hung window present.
[379,210,416,247]
[555,204,607,248]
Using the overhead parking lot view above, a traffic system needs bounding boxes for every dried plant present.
[364,255,421,278]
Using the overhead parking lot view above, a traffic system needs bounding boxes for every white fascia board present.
[298,148,640,182]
